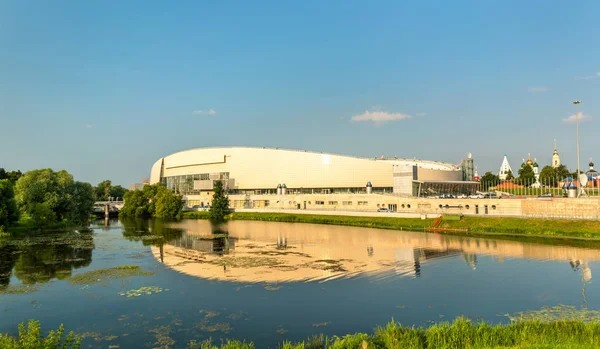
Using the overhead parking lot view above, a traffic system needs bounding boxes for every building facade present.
[149,147,470,204]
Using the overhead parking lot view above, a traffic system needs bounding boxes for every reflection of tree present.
[1,232,93,287]
[0,243,18,287]
[121,218,184,246]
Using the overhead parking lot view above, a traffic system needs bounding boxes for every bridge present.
[93,201,124,217]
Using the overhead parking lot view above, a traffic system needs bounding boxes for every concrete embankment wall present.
[185,193,600,220]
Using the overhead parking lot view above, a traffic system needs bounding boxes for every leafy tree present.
[121,190,151,218]
[155,186,184,219]
[15,169,94,228]
[0,179,19,229]
[556,164,571,180]
[69,182,95,225]
[0,169,22,185]
[6,170,22,184]
[479,172,500,191]
[539,166,559,187]
[110,185,127,201]
[95,180,128,201]
[505,169,514,180]
[95,180,112,201]
[30,203,56,229]
[0,320,81,349]
[120,184,181,219]
[516,165,535,186]
[210,181,229,221]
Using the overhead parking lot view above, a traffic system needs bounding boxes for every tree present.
[539,166,558,187]
[120,183,180,219]
[15,169,94,228]
[68,182,95,225]
[154,186,184,219]
[516,165,535,186]
[0,169,22,185]
[121,190,151,218]
[480,172,500,191]
[110,185,127,201]
[0,179,19,229]
[95,180,112,201]
[556,164,571,180]
[210,181,229,221]
[505,170,514,180]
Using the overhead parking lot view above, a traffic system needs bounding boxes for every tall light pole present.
[573,100,582,197]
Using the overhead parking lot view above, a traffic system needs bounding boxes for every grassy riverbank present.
[5,318,600,349]
[183,211,600,240]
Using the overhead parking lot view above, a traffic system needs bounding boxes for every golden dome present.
[526,153,533,166]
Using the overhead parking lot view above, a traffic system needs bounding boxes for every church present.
[498,141,562,185]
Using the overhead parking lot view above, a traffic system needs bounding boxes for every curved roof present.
[157,146,460,170]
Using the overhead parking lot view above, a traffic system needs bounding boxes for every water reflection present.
[0,231,93,288]
[152,220,600,284]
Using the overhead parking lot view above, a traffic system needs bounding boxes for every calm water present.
[1,219,599,348]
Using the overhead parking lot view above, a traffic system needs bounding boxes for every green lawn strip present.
[183,211,600,240]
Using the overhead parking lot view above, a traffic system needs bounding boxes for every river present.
[1,218,599,348]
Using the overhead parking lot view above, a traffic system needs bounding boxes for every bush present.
[0,320,81,349]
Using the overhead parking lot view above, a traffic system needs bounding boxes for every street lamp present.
[573,100,582,197]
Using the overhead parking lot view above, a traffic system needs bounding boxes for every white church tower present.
[498,155,513,180]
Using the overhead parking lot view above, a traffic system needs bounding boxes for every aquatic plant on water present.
[118,286,167,298]
[68,265,154,285]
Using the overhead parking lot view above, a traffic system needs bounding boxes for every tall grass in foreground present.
[195,318,600,349]
[4,318,600,349]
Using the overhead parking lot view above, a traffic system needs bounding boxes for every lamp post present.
[573,100,582,197]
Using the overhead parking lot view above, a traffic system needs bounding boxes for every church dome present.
[590,161,595,167]
[526,159,533,166]
[533,162,539,167]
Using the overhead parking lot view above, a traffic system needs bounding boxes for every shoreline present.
[182,210,600,241]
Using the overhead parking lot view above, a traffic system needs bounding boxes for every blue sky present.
[1,0,599,186]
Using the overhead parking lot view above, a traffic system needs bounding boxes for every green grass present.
[183,211,600,240]
[4,318,600,349]
[188,318,600,349]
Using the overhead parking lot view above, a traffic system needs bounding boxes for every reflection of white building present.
[570,259,592,282]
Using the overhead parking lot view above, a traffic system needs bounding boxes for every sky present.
[1,0,599,186]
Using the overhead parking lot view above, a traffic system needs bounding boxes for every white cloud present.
[575,72,600,80]
[562,112,592,124]
[528,86,550,93]
[416,112,427,117]
[192,109,217,115]
[85,124,95,129]
[350,109,414,125]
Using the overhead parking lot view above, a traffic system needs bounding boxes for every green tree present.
[0,179,19,229]
[110,185,127,201]
[121,190,151,218]
[479,172,500,191]
[0,168,6,180]
[210,181,229,221]
[6,170,22,184]
[505,169,514,180]
[539,166,559,187]
[95,180,112,201]
[120,184,173,218]
[556,164,571,180]
[68,182,95,225]
[154,186,184,219]
[15,169,94,228]
[30,203,56,229]
[516,165,535,186]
